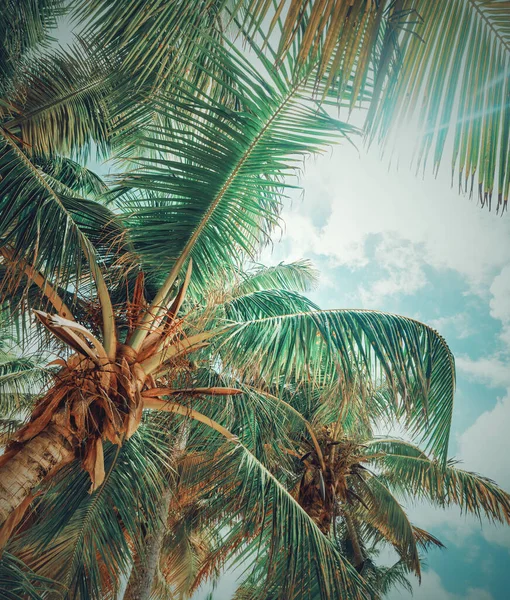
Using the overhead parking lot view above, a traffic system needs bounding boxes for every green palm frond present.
[363,558,413,598]
[0,551,58,600]
[78,0,228,89]
[111,39,354,296]
[0,127,124,292]
[220,308,455,462]
[356,477,421,576]
[0,0,65,89]
[366,438,510,524]
[232,260,320,296]
[179,435,369,600]
[29,156,108,198]
[2,38,117,158]
[366,0,510,213]
[222,289,319,322]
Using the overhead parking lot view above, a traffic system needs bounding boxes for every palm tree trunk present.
[344,512,364,571]
[123,486,173,600]
[0,424,74,526]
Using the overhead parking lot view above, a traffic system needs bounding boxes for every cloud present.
[457,390,510,549]
[428,313,474,339]
[489,266,510,347]
[389,570,494,600]
[458,391,510,492]
[456,356,510,388]
[291,146,510,288]
[358,235,427,305]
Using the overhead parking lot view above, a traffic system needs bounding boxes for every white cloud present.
[456,356,510,388]
[489,266,510,347]
[389,570,494,600]
[458,391,510,492]
[457,390,510,548]
[358,235,427,305]
[291,146,510,288]
[429,313,474,339]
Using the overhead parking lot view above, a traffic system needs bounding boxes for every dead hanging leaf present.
[83,437,106,493]
[127,271,147,331]
[125,393,144,440]
[16,387,68,443]
[33,310,99,362]
[141,387,243,398]
[0,493,39,553]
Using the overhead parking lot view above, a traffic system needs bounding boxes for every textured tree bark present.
[123,485,173,600]
[344,512,364,571]
[0,424,74,526]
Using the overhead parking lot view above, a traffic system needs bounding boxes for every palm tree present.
[0,2,509,599]
[224,380,510,599]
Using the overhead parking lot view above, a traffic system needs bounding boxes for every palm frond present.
[110,38,355,294]
[0,0,65,90]
[366,0,510,213]
[232,260,320,296]
[11,420,170,600]
[356,477,421,576]
[0,551,58,600]
[3,38,117,158]
[219,308,455,462]
[367,438,510,524]
[179,436,369,600]
[0,126,124,293]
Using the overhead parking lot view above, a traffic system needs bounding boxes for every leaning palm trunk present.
[0,424,74,535]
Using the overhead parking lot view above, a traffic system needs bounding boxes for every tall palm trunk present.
[344,512,364,571]
[123,486,173,600]
[0,424,73,526]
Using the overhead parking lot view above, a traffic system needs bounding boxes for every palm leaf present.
[366,0,510,212]
[0,0,65,89]
[0,125,124,294]
[366,438,510,524]
[11,420,170,600]
[219,308,455,462]
[2,38,117,158]
[232,260,320,296]
[0,551,58,600]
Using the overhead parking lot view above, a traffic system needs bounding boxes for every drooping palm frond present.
[0,355,50,421]
[0,316,51,442]
[2,38,118,158]
[366,0,510,213]
[354,477,422,577]
[28,156,108,199]
[366,438,510,524]
[0,127,124,294]
[0,0,65,90]
[0,551,58,600]
[176,430,369,600]
[77,0,229,91]
[219,308,455,462]
[238,1,510,213]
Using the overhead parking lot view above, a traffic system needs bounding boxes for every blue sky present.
[254,140,510,600]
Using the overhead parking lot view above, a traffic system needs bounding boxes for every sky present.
[194,134,510,598]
